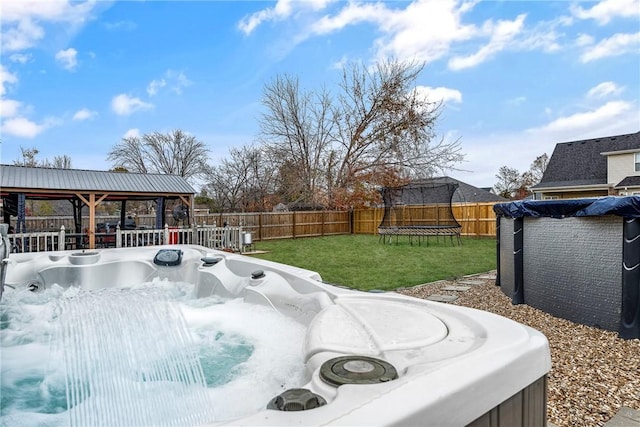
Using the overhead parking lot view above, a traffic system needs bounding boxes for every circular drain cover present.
[267,388,327,411]
[320,355,398,387]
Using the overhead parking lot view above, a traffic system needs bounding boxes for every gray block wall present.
[499,218,515,300]
[498,215,623,332]
[524,216,622,331]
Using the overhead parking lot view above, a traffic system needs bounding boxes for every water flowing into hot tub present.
[0,280,308,426]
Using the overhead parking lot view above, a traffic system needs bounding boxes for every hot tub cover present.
[494,196,640,219]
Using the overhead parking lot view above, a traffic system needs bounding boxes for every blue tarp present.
[493,196,640,219]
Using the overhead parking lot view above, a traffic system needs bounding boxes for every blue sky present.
[1,0,639,189]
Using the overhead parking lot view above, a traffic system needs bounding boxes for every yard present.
[251,234,495,291]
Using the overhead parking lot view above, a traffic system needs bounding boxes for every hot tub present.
[495,196,640,340]
[1,245,550,426]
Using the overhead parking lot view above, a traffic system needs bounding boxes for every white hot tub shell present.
[2,245,551,426]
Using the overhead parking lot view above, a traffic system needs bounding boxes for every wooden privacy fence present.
[353,202,498,237]
[15,203,499,243]
[208,211,351,240]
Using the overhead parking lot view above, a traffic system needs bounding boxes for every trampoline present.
[378,182,462,245]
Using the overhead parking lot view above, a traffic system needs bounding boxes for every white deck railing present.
[6,225,246,254]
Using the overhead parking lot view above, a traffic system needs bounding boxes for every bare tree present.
[333,60,451,187]
[49,155,73,169]
[107,129,209,182]
[258,75,334,207]
[14,147,73,169]
[494,153,549,200]
[107,137,148,173]
[257,58,463,209]
[14,147,42,167]
[522,153,549,190]
[205,145,277,212]
[494,166,523,199]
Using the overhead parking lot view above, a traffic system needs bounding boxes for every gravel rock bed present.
[395,274,640,427]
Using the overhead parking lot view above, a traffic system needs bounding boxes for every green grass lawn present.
[250,234,496,291]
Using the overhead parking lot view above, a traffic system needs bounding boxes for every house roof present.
[0,164,196,198]
[533,131,640,190]
[415,176,508,203]
[615,176,640,189]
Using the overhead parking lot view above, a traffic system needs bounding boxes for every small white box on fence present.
[242,232,252,245]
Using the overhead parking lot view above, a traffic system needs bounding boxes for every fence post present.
[321,211,325,237]
[258,213,263,241]
[475,203,481,238]
[116,225,122,248]
[193,224,199,245]
[292,212,297,239]
[164,224,170,245]
[349,210,354,234]
[58,225,65,251]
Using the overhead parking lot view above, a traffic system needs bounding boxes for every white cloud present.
[575,33,595,47]
[123,128,141,139]
[1,116,60,138]
[458,102,639,188]
[238,0,297,35]
[330,55,349,70]
[104,20,137,32]
[72,108,97,121]
[147,70,192,96]
[580,32,640,62]
[9,53,32,64]
[147,79,166,96]
[506,96,527,106]
[587,81,624,99]
[512,15,569,53]
[240,0,567,70]
[1,18,45,52]
[1,0,94,22]
[0,99,22,117]
[246,0,550,70]
[315,0,478,65]
[313,2,388,35]
[110,94,153,116]
[0,65,18,96]
[55,48,78,71]
[448,14,526,70]
[528,101,633,134]
[238,0,335,34]
[415,85,462,104]
[571,0,640,25]
[1,0,100,52]
[167,70,192,94]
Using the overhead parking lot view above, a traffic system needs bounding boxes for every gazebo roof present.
[0,164,195,200]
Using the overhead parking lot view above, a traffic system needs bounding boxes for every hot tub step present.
[457,279,485,286]
[604,407,640,427]
[442,286,471,292]
[426,294,459,302]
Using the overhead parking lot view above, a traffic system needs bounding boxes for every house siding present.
[536,189,608,200]
[608,152,640,186]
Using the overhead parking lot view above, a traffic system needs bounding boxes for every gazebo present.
[0,165,195,249]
